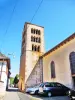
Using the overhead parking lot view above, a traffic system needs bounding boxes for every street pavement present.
[3,91,70,100]
[1,88,70,100]
[0,96,4,100]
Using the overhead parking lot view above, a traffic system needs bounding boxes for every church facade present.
[43,33,75,89]
[19,22,75,91]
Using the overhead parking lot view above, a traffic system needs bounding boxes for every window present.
[54,83,62,87]
[40,83,44,87]
[32,45,34,51]
[38,38,41,43]
[69,52,75,75]
[35,45,37,51]
[38,30,40,35]
[31,36,34,41]
[45,83,54,87]
[36,37,37,42]
[31,29,40,35]
[51,61,56,78]
[34,37,35,42]
[36,30,38,34]
[37,46,40,52]
[32,45,40,52]
[31,28,33,33]
[34,29,36,34]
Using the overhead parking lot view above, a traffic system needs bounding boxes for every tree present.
[13,74,19,87]
[10,77,14,85]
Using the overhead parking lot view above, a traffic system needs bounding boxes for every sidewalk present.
[3,92,20,100]
[0,92,5,100]
[0,95,4,100]
[3,91,41,100]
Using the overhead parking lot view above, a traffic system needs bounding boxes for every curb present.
[18,92,42,100]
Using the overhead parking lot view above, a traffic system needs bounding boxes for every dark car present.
[38,82,71,97]
[68,89,75,100]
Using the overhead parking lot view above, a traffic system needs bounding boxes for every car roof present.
[42,82,63,85]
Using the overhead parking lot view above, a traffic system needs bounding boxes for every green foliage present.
[16,74,19,79]
[10,77,14,85]
[13,74,19,84]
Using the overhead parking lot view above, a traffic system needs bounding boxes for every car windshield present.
[45,83,54,87]
[54,83,62,87]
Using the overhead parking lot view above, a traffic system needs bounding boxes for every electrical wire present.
[0,0,19,52]
[0,0,44,53]
[30,0,44,23]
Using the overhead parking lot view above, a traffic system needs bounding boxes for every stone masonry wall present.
[26,58,43,87]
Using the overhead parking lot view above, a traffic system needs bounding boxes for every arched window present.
[34,29,36,34]
[36,37,38,42]
[38,46,40,52]
[38,38,41,43]
[35,45,37,51]
[38,30,40,35]
[31,36,34,41]
[31,28,34,33]
[69,52,75,75]
[33,37,35,42]
[36,30,38,34]
[51,61,56,78]
[32,44,35,51]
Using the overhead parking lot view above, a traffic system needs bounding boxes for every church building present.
[19,22,75,91]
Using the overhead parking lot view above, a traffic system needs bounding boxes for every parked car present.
[68,89,75,100]
[38,82,71,97]
[26,84,40,95]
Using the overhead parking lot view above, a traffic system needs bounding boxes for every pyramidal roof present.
[0,52,9,59]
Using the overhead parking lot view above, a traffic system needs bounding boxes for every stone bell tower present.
[19,22,45,90]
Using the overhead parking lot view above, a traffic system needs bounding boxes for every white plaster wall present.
[0,61,7,92]
[43,38,75,88]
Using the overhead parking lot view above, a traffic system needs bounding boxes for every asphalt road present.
[30,95,70,100]
[18,92,70,100]
[6,87,70,100]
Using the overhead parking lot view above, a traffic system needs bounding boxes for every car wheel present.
[35,90,38,95]
[48,92,52,97]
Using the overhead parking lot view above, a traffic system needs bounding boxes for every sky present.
[0,0,75,77]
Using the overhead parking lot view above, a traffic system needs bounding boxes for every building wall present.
[0,81,6,95]
[0,61,7,86]
[19,54,25,91]
[25,23,45,82]
[26,58,43,87]
[0,60,9,92]
[19,23,45,90]
[43,38,75,88]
